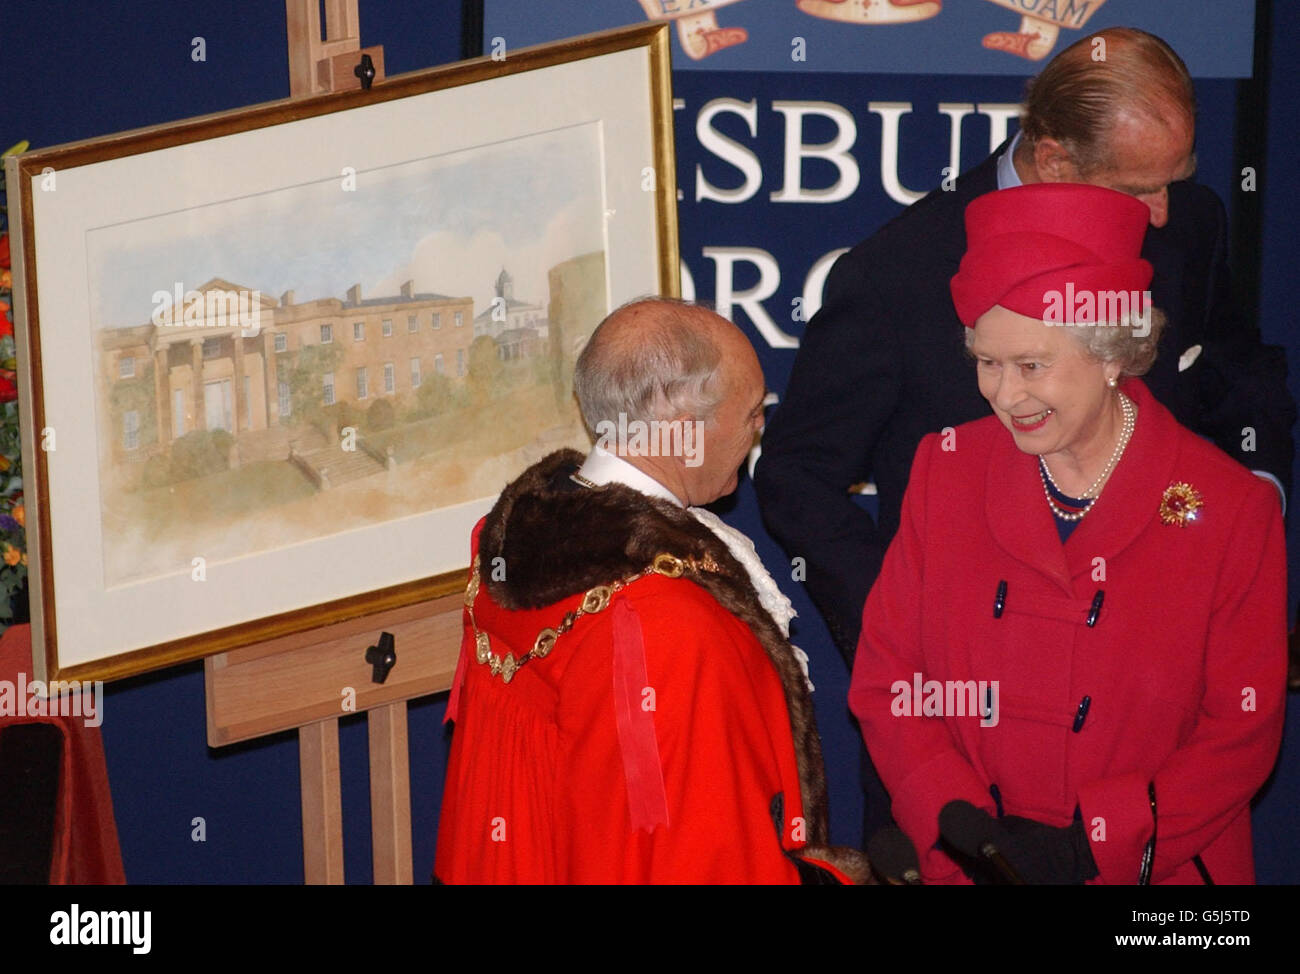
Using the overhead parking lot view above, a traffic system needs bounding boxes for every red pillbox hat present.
[949,183,1154,327]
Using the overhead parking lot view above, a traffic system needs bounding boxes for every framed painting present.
[6,22,678,682]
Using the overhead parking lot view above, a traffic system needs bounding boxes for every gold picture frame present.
[7,22,678,683]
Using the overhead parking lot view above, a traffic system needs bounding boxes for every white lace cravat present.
[688,507,814,693]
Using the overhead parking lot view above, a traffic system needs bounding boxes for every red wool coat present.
[849,378,1286,885]
[434,451,837,884]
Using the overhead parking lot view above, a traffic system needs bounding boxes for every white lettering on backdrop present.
[675,97,1020,348]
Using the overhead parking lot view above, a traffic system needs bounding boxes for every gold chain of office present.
[465,549,723,684]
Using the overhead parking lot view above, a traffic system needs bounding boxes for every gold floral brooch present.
[1159,482,1204,527]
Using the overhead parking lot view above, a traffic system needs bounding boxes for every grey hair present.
[573,297,725,431]
[1068,307,1166,376]
[964,306,1166,377]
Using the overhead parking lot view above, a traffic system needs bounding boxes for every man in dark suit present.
[754,27,1294,839]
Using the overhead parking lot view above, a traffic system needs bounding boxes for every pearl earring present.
[1107,376,1117,388]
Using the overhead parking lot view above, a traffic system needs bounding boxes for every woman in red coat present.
[848,183,1286,884]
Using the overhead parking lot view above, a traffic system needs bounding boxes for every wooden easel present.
[285,0,386,97]
[204,589,464,884]
[204,1,457,886]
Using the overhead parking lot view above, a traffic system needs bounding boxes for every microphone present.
[939,800,1024,885]
[867,826,923,885]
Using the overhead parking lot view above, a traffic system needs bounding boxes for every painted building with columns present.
[98,277,475,464]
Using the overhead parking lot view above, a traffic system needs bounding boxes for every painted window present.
[173,389,185,437]
[123,410,139,450]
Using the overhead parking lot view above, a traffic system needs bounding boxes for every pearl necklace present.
[1039,391,1136,522]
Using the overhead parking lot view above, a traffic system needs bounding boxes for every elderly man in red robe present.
[435,297,866,884]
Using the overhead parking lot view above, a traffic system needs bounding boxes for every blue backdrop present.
[485,0,1255,77]
[2,0,1296,883]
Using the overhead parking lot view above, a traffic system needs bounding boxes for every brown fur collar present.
[479,449,831,846]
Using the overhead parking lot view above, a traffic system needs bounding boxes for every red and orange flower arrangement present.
[0,140,31,627]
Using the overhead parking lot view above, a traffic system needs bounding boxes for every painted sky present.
[86,122,607,329]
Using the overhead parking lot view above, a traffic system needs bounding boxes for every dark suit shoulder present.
[834,152,1001,271]
[1167,179,1225,217]
[1158,180,1226,246]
